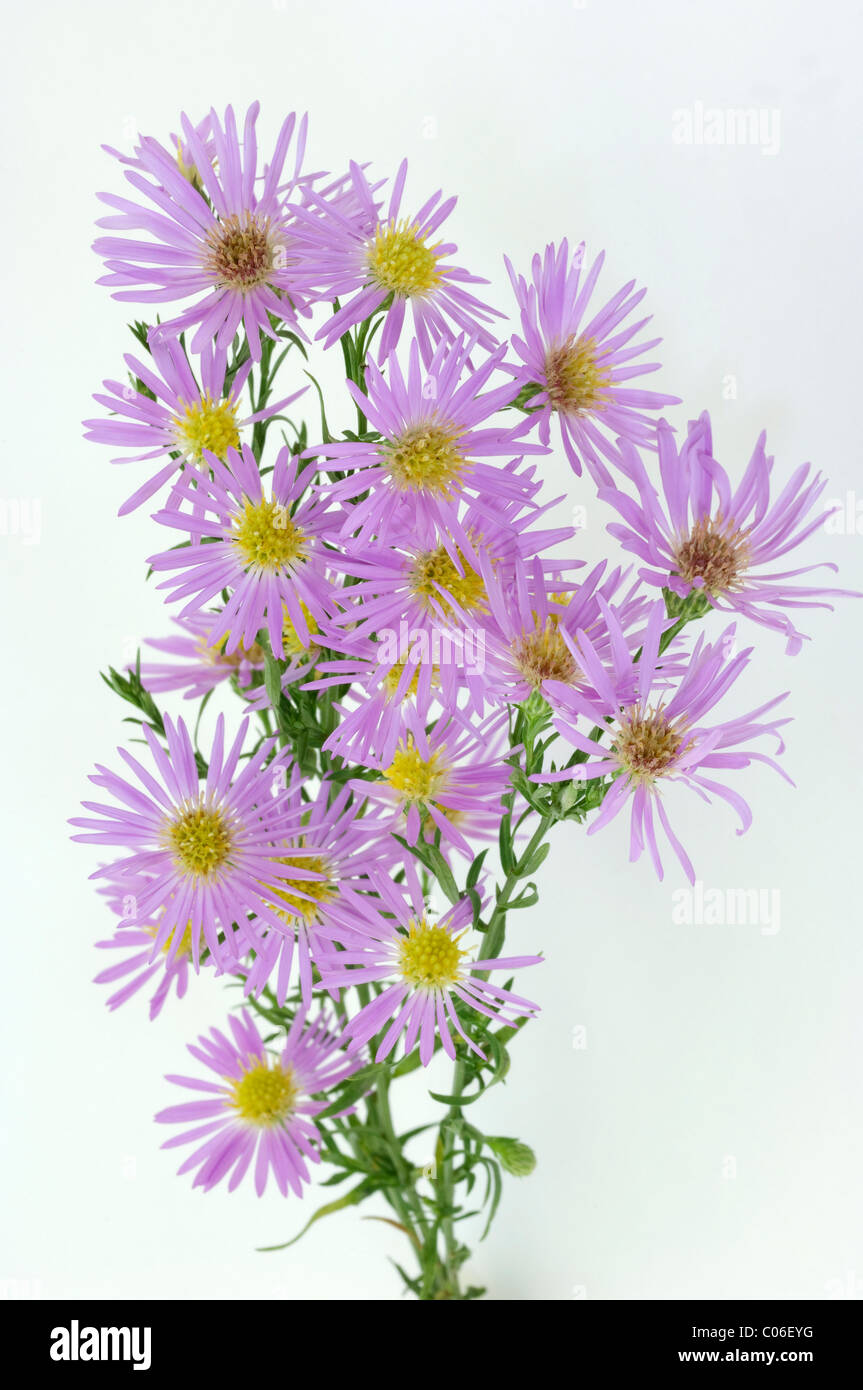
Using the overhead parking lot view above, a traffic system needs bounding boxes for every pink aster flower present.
[83,331,303,514]
[138,612,266,701]
[240,774,403,1006]
[505,239,680,481]
[94,922,197,1020]
[296,159,502,363]
[155,1008,361,1196]
[308,642,451,768]
[309,335,545,542]
[325,483,575,649]
[602,413,858,654]
[149,443,339,658]
[478,554,658,709]
[536,601,792,883]
[71,714,310,965]
[94,103,310,360]
[351,703,512,859]
[319,880,541,1067]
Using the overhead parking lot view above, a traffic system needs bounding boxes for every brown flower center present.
[673,517,749,595]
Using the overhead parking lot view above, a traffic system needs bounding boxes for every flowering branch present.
[74,103,855,1301]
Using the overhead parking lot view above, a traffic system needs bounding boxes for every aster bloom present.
[295,159,502,363]
[352,703,513,859]
[479,553,657,708]
[155,1008,361,1195]
[149,443,339,658]
[505,239,680,481]
[94,103,310,360]
[83,331,304,514]
[94,921,198,1020]
[325,484,575,648]
[309,335,546,542]
[535,602,792,883]
[138,612,266,701]
[601,413,857,655]
[308,646,445,767]
[70,714,313,965]
[318,881,541,1067]
[240,775,404,1006]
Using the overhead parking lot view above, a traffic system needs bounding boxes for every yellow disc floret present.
[233,497,306,570]
[229,1059,299,1126]
[282,601,320,658]
[200,632,266,669]
[174,395,240,462]
[384,738,447,803]
[366,218,443,297]
[166,801,233,879]
[265,853,335,923]
[544,335,612,415]
[382,421,465,496]
[398,917,466,988]
[409,543,487,620]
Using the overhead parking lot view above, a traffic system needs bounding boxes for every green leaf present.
[314,1063,382,1119]
[257,1180,375,1251]
[263,652,283,710]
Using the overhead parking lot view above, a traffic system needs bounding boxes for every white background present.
[2,0,861,1301]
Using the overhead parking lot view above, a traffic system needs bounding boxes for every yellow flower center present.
[233,497,306,571]
[366,219,443,297]
[200,632,266,669]
[174,395,240,462]
[382,660,436,701]
[398,918,466,988]
[265,853,335,923]
[544,335,612,414]
[673,517,750,595]
[176,140,208,195]
[283,601,320,658]
[382,422,465,495]
[166,802,233,879]
[229,1059,299,1126]
[512,616,578,689]
[615,709,687,782]
[146,918,199,959]
[204,213,279,292]
[384,738,447,802]
[409,543,487,620]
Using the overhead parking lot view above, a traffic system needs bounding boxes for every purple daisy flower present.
[71,714,310,965]
[351,703,512,859]
[478,553,657,708]
[155,1008,361,1196]
[295,159,502,363]
[138,612,266,702]
[319,878,541,1067]
[308,644,449,767]
[505,239,680,481]
[535,601,792,883]
[149,443,339,659]
[94,921,197,1020]
[94,103,310,360]
[240,774,403,1007]
[83,331,304,514]
[324,483,575,648]
[309,335,545,542]
[602,413,857,654]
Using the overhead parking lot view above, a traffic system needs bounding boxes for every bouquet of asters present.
[71,103,852,1300]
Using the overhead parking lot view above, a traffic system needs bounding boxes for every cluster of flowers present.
[73,104,850,1203]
